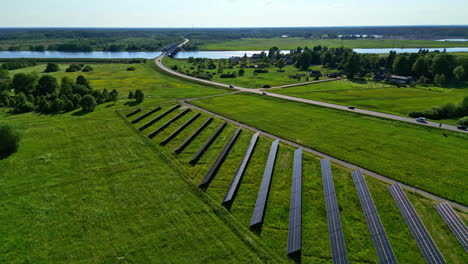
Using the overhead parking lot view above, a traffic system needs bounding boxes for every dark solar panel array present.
[435,202,468,252]
[222,132,259,206]
[160,113,200,146]
[189,122,227,165]
[287,148,302,256]
[131,107,161,124]
[199,127,241,190]
[321,159,348,264]
[351,170,397,264]
[126,108,141,117]
[250,139,279,228]
[148,109,190,139]
[173,117,213,154]
[388,184,446,264]
[139,105,181,131]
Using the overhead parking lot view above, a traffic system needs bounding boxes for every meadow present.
[271,79,468,125]
[190,93,468,205]
[163,57,338,88]
[121,103,468,263]
[197,37,468,51]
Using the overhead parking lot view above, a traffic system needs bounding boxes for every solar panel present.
[148,109,190,139]
[139,105,181,131]
[250,139,279,228]
[388,184,445,264]
[173,117,213,154]
[222,132,260,207]
[351,170,397,264]
[125,108,141,117]
[160,113,200,146]
[321,159,348,264]
[435,202,468,252]
[287,148,302,256]
[131,107,161,124]
[199,128,241,190]
[189,122,227,165]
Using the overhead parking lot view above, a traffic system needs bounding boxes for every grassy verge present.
[190,93,468,205]
[271,79,468,125]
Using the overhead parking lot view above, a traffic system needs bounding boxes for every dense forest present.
[1,26,468,51]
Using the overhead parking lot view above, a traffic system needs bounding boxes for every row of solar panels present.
[127,106,467,263]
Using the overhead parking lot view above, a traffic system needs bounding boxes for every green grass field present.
[2,61,468,263]
[190,93,468,205]
[8,61,229,99]
[198,37,468,50]
[163,57,337,88]
[123,103,468,263]
[271,79,468,125]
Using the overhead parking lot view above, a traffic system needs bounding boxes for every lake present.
[1,47,468,59]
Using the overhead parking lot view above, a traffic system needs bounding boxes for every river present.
[1,47,468,59]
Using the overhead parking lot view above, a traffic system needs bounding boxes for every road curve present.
[156,50,467,134]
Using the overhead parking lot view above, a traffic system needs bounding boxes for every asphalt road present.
[156,51,467,134]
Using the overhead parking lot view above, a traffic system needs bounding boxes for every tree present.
[295,51,312,71]
[44,63,60,73]
[393,55,411,76]
[457,116,468,126]
[385,51,397,69]
[0,91,11,107]
[0,124,20,158]
[60,76,74,96]
[134,89,144,103]
[434,74,446,86]
[343,53,361,79]
[109,89,118,102]
[0,69,9,79]
[36,75,58,96]
[277,58,285,70]
[412,57,427,77]
[238,68,245,76]
[453,66,465,81]
[76,75,90,88]
[82,65,93,72]
[128,91,134,99]
[12,73,38,95]
[431,54,452,78]
[13,92,34,113]
[51,98,65,112]
[80,95,97,112]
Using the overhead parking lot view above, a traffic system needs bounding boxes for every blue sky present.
[2,0,468,27]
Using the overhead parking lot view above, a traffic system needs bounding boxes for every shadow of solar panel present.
[435,202,468,252]
[199,127,241,190]
[160,113,200,146]
[131,107,161,124]
[139,105,181,131]
[250,139,279,229]
[287,148,302,256]
[173,117,213,154]
[148,109,190,139]
[321,159,348,264]
[389,184,445,264]
[352,170,397,264]
[189,122,227,165]
[222,132,260,207]
[125,108,141,117]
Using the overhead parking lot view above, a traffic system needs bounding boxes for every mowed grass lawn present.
[125,104,468,263]
[191,93,468,205]
[163,57,336,88]
[272,79,468,125]
[198,37,468,50]
[0,104,266,263]
[8,60,228,99]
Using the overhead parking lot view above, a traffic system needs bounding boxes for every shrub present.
[127,67,136,71]
[65,64,83,72]
[80,95,97,112]
[263,84,271,88]
[254,69,269,74]
[44,63,60,73]
[134,89,144,103]
[0,124,20,158]
[128,91,134,99]
[457,116,468,126]
[82,65,93,72]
